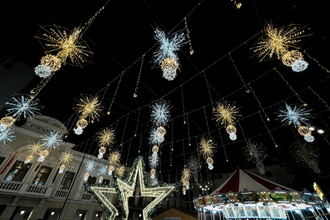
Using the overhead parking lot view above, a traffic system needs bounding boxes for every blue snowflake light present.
[41,131,62,149]
[97,164,108,176]
[149,129,165,145]
[0,127,16,145]
[149,152,159,169]
[278,104,311,127]
[85,160,95,173]
[6,96,40,119]
[151,101,170,126]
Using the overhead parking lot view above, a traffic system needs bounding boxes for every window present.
[32,166,52,186]
[103,179,110,185]
[4,160,31,182]
[87,176,97,184]
[0,156,5,166]
[59,171,75,190]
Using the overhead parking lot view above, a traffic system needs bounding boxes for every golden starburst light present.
[29,143,43,155]
[199,138,215,159]
[76,96,102,121]
[59,151,74,164]
[214,103,239,126]
[254,24,306,61]
[117,165,126,177]
[98,129,115,147]
[108,151,121,166]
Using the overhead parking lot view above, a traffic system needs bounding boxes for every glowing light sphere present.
[6,96,40,119]
[304,134,315,143]
[208,164,214,170]
[156,126,166,137]
[281,50,304,67]
[226,125,237,134]
[34,65,53,78]
[76,118,88,129]
[83,172,90,181]
[206,157,214,165]
[59,164,66,174]
[152,145,159,153]
[37,149,49,162]
[0,116,16,129]
[99,146,106,155]
[40,54,62,72]
[108,165,115,175]
[24,155,34,164]
[151,101,170,126]
[98,176,104,183]
[229,133,237,141]
[149,153,159,168]
[291,59,309,72]
[298,126,311,136]
[74,126,83,135]
[150,168,156,178]
[161,58,179,81]
[278,104,311,127]
[0,127,15,144]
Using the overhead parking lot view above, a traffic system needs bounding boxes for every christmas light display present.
[24,142,44,163]
[244,141,267,174]
[58,151,74,174]
[76,96,102,122]
[0,116,16,131]
[181,168,191,195]
[41,131,62,149]
[153,28,185,81]
[199,138,215,170]
[149,129,165,145]
[187,155,201,183]
[84,160,96,181]
[290,142,320,173]
[151,101,171,127]
[108,151,121,175]
[86,157,176,220]
[5,96,40,119]
[214,102,239,141]
[0,127,16,145]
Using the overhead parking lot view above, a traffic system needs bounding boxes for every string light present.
[184,17,194,55]
[133,54,145,98]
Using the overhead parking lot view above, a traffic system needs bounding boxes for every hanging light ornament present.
[290,142,320,173]
[281,50,309,72]
[84,160,95,181]
[150,168,156,179]
[244,141,267,175]
[37,149,49,162]
[253,24,309,72]
[149,129,165,145]
[214,102,239,141]
[156,126,166,137]
[97,164,108,183]
[25,142,44,164]
[116,165,126,177]
[153,28,185,81]
[41,131,63,149]
[0,116,16,131]
[108,151,121,175]
[187,155,201,183]
[98,146,107,159]
[59,151,74,174]
[181,168,191,195]
[199,138,215,170]
[278,104,314,142]
[97,129,115,159]
[151,101,171,127]
[5,96,40,119]
[0,127,16,145]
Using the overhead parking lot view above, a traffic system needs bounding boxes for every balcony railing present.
[0,180,22,192]
[55,189,69,198]
[0,180,52,197]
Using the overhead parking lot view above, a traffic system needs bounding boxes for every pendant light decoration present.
[97,164,108,183]
[199,138,215,170]
[97,129,115,159]
[84,160,96,182]
[254,23,309,72]
[187,155,201,183]
[214,102,240,141]
[107,151,121,176]
[148,145,159,179]
[181,168,191,195]
[277,104,314,142]
[153,28,185,81]
[290,142,320,173]
[74,96,102,135]
[58,151,74,174]
[244,141,267,175]
[24,142,44,164]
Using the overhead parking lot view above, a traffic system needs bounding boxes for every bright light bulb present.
[51,211,55,216]
[20,210,25,215]
[309,127,315,131]
[317,129,324,134]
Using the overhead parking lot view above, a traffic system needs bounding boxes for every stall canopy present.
[211,169,293,195]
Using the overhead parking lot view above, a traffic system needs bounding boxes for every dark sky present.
[1,0,330,193]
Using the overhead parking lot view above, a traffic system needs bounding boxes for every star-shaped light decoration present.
[86,157,176,220]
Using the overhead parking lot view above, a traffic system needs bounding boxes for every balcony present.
[0,180,52,197]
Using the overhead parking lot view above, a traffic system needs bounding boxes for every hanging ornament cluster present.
[74,96,102,135]
[214,102,240,141]
[96,164,108,183]
[254,24,309,72]
[243,141,267,175]
[181,168,191,195]
[199,138,215,170]
[83,160,96,181]
[24,142,43,164]
[34,24,93,78]
[290,142,320,173]
[58,151,74,174]
[148,101,171,178]
[187,155,201,183]
[97,129,115,159]
[107,151,121,176]
[278,104,314,142]
[153,28,185,81]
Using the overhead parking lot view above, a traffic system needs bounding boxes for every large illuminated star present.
[87,157,176,220]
